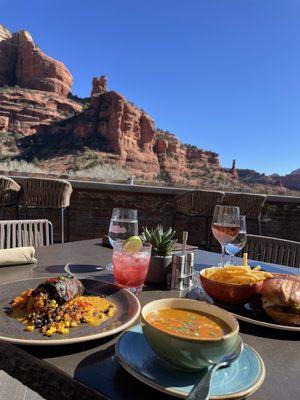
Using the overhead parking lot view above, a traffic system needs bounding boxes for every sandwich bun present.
[262,276,300,326]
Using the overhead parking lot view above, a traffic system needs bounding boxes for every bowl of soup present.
[141,298,240,371]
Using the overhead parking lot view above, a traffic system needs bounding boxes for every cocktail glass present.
[113,241,152,294]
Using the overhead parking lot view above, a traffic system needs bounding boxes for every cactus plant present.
[141,225,176,257]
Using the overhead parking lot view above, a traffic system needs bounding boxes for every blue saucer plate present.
[115,325,265,399]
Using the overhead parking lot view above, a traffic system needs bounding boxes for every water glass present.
[225,216,247,265]
[108,208,138,246]
[106,208,138,271]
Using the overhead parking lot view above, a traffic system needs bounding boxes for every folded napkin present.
[0,246,37,266]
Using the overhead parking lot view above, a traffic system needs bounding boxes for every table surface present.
[0,239,299,400]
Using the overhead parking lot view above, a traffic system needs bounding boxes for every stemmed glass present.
[211,205,240,266]
[224,216,247,265]
[106,208,138,271]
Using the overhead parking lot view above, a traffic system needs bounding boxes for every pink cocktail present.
[113,242,152,293]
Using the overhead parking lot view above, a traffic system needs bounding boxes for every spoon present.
[186,337,243,400]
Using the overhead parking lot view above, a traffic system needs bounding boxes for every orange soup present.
[146,308,230,339]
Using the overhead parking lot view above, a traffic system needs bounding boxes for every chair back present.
[222,192,266,219]
[0,219,53,249]
[0,176,20,207]
[19,178,72,208]
[175,190,225,216]
[246,234,300,268]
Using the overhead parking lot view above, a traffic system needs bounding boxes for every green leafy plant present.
[141,225,176,256]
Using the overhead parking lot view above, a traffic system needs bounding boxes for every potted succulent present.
[141,225,176,284]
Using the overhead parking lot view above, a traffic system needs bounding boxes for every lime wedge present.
[123,236,143,253]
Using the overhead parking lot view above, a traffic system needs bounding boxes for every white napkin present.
[0,246,37,266]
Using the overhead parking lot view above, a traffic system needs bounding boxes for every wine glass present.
[224,216,247,265]
[211,205,240,266]
[106,208,138,271]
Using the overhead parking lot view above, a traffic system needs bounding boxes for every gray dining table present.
[0,239,299,400]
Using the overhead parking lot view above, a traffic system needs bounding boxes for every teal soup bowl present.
[141,298,240,371]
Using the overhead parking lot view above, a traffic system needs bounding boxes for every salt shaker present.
[170,253,186,290]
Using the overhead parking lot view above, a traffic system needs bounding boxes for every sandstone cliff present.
[0,25,72,95]
[30,87,224,182]
[0,25,81,135]
[0,87,82,135]
[282,169,300,191]
[0,25,295,194]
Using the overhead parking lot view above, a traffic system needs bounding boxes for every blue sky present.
[2,0,300,175]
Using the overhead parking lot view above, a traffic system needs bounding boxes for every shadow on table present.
[32,264,66,274]
[74,344,172,400]
[238,320,300,341]
[32,265,113,280]
[18,333,120,359]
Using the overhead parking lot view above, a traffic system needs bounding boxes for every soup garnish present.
[146,308,230,339]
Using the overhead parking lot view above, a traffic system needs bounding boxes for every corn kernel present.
[25,325,35,332]
[63,313,70,321]
[65,321,70,327]
[70,321,77,328]
[55,315,61,322]
[46,330,53,336]
[62,328,69,334]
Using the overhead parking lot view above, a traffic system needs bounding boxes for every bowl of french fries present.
[199,254,273,306]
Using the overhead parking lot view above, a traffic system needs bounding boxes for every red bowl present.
[199,268,264,306]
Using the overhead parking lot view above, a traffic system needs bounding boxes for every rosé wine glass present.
[211,205,240,267]
[112,241,152,294]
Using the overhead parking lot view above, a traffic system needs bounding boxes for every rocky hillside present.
[25,87,224,185]
[0,24,298,195]
[0,25,82,135]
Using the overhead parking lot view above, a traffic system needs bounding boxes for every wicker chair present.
[0,219,53,249]
[222,193,266,235]
[19,178,72,243]
[0,176,21,219]
[246,234,300,268]
[174,190,225,249]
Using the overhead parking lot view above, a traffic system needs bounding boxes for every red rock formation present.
[0,87,82,135]
[41,90,161,178]
[0,25,72,95]
[0,25,81,135]
[0,115,9,130]
[0,25,18,86]
[0,25,227,186]
[230,159,239,179]
[91,75,107,97]
[282,169,300,191]
[37,86,222,182]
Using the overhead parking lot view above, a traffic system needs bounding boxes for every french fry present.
[203,265,273,285]
[242,253,248,267]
